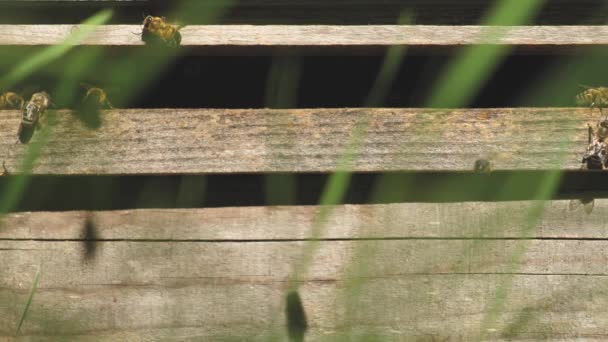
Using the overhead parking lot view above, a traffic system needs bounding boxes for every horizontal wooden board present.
[2,240,608,339]
[2,276,608,340]
[2,202,608,339]
[1,200,608,240]
[0,25,607,53]
[9,239,608,287]
[0,108,596,174]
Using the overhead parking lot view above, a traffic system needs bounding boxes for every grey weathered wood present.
[0,25,607,51]
[0,108,596,174]
[2,276,608,340]
[2,238,608,288]
[2,202,608,338]
[4,276,608,340]
[1,200,608,240]
[2,240,608,339]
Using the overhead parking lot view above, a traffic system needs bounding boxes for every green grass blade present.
[0,9,113,90]
[427,0,545,108]
[0,114,55,214]
[16,267,42,335]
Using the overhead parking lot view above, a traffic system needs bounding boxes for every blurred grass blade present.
[0,9,113,90]
[16,267,41,335]
[319,11,411,211]
[0,114,55,214]
[427,0,545,107]
[264,55,301,205]
[286,290,308,342]
[365,13,411,107]
[286,12,412,290]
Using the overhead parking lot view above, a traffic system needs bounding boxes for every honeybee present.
[0,92,24,110]
[581,135,607,170]
[78,84,113,129]
[576,86,608,117]
[141,16,182,47]
[473,159,492,173]
[569,124,607,214]
[18,91,51,144]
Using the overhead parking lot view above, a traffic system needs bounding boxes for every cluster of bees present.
[575,86,608,170]
[569,86,608,213]
[473,86,608,212]
[0,86,112,143]
[0,16,182,144]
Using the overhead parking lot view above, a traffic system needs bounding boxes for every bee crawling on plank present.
[576,85,608,118]
[141,15,183,48]
[78,83,113,129]
[0,91,24,110]
[18,91,51,144]
[473,159,492,173]
[569,124,608,214]
[580,124,608,170]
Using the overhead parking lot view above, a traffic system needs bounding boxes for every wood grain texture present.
[3,276,608,340]
[2,276,608,340]
[2,240,608,339]
[1,25,608,48]
[0,108,596,174]
[2,202,608,339]
[1,200,608,240]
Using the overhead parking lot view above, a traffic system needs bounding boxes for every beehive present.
[1,1,608,340]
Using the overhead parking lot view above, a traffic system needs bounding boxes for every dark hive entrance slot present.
[5,52,606,109]
[1,0,607,25]
[100,54,592,109]
[1,171,607,212]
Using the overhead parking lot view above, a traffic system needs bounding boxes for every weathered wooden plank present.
[0,108,595,174]
[1,200,608,240]
[1,240,608,288]
[3,270,608,339]
[5,276,608,339]
[1,25,608,49]
[1,205,608,338]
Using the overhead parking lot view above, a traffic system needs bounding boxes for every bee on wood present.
[18,91,51,144]
[473,159,492,173]
[581,137,607,170]
[78,84,113,129]
[569,124,607,214]
[590,119,608,141]
[0,92,24,110]
[576,86,608,118]
[141,16,182,48]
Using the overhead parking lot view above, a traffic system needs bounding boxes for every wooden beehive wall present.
[2,0,608,340]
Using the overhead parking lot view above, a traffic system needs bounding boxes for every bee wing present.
[569,197,595,214]
[569,199,583,211]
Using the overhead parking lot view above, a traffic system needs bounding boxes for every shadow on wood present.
[82,213,98,261]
